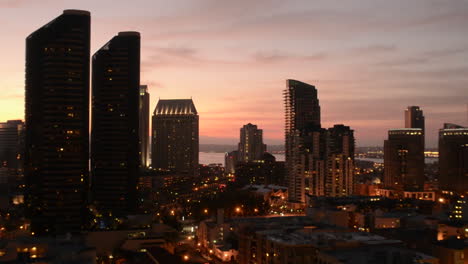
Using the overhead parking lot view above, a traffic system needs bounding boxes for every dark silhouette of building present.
[238,123,266,162]
[439,123,468,193]
[225,150,239,174]
[405,106,425,132]
[91,32,140,216]
[152,99,199,176]
[0,120,24,170]
[25,10,90,234]
[234,153,285,186]
[284,79,323,203]
[139,85,150,168]
[325,124,355,197]
[405,106,425,148]
[384,129,425,192]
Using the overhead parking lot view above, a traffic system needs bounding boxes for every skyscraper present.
[152,99,199,176]
[284,79,322,203]
[0,120,24,171]
[238,123,266,162]
[439,124,468,193]
[139,85,150,168]
[91,32,140,216]
[25,10,90,234]
[384,129,425,191]
[405,106,425,131]
[325,124,355,197]
[225,150,239,174]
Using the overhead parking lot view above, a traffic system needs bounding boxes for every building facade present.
[25,10,91,234]
[139,85,150,168]
[0,120,24,171]
[225,150,239,174]
[439,124,468,193]
[384,129,425,192]
[238,123,266,162]
[91,32,141,215]
[405,106,425,131]
[325,125,355,197]
[151,99,199,176]
[284,79,322,203]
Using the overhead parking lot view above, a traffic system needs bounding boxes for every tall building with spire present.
[25,10,91,234]
[91,32,140,216]
[139,85,150,168]
[284,79,323,203]
[238,123,266,162]
[284,80,355,202]
[152,99,199,176]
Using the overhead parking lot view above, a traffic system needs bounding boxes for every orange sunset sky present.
[0,0,467,147]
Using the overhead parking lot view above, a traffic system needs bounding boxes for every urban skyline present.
[0,5,467,263]
[1,1,467,147]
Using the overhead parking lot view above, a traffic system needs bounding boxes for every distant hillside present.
[200,144,284,153]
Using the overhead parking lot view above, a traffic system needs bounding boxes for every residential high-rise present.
[25,10,90,234]
[325,125,355,197]
[284,79,322,203]
[439,124,468,193]
[225,150,239,174]
[238,123,266,162]
[152,99,199,176]
[139,85,150,168]
[91,32,140,216]
[384,129,425,191]
[0,120,24,170]
[405,106,425,131]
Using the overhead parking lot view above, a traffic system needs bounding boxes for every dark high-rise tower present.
[384,129,425,191]
[284,79,322,203]
[405,106,425,132]
[238,123,266,162]
[91,32,140,216]
[139,85,150,168]
[439,124,468,193]
[152,99,199,176]
[325,124,355,197]
[25,10,90,234]
[0,120,24,171]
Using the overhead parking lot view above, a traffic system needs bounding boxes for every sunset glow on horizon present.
[1,0,467,146]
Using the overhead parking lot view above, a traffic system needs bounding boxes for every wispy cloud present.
[352,44,398,55]
[252,50,327,64]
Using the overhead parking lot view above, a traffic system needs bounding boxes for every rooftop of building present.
[118,31,140,37]
[241,184,288,194]
[440,128,468,132]
[443,123,465,129]
[324,245,436,264]
[434,238,468,250]
[154,99,198,115]
[264,229,401,247]
[63,9,90,16]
